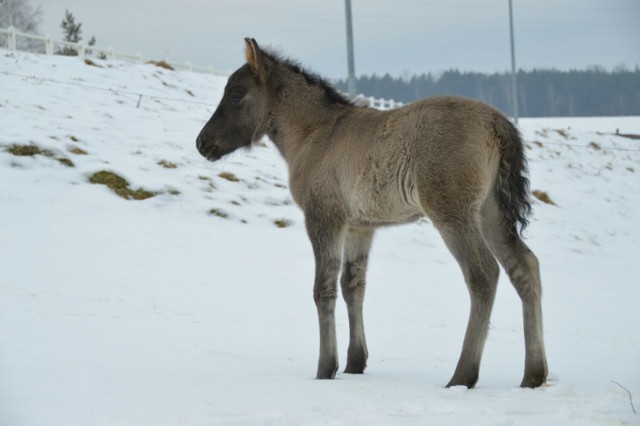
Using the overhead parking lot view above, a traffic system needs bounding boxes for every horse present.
[196,38,548,388]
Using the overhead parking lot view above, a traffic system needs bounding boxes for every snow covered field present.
[1,50,639,425]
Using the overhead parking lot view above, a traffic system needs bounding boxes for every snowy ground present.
[1,50,639,425]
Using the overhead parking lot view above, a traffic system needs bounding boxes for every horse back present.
[290,96,504,227]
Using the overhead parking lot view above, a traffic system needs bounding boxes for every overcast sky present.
[36,0,639,79]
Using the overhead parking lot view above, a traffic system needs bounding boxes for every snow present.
[1,50,639,425]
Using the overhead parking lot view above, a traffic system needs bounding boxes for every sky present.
[33,0,640,79]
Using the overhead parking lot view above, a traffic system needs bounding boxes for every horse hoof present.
[520,373,547,388]
[446,373,478,389]
[316,362,339,379]
[344,362,366,374]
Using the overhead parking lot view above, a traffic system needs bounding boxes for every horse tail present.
[492,114,531,241]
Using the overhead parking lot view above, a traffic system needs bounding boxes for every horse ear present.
[244,37,266,80]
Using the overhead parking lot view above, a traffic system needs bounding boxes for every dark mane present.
[260,48,355,107]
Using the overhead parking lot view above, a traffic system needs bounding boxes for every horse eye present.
[230,93,243,105]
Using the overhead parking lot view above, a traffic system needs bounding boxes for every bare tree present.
[0,0,41,32]
[0,0,43,52]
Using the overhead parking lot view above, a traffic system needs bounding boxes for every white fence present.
[356,95,403,110]
[0,26,403,110]
[0,26,226,75]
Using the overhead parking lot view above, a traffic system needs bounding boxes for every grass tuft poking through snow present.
[68,147,88,155]
[7,144,50,157]
[147,60,175,71]
[208,208,229,218]
[157,159,177,169]
[274,218,293,228]
[532,189,557,206]
[218,171,240,182]
[89,170,157,200]
[57,157,75,167]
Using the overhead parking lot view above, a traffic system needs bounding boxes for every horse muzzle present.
[196,136,224,162]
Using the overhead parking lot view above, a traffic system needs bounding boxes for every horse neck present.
[266,77,350,161]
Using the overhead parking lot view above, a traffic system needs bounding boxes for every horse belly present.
[348,171,423,227]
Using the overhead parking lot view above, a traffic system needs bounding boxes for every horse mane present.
[260,48,356,107]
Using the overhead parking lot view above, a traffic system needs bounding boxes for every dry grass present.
[84,59,102,68]
[158,160,177,169]
[588,141,602,150]
[147,60,175,71]
[208,208,229,219]
[7,144,47,156]
[6,144,73,166]
[89,170,156,200]
[57,158,75,167]
[532,190,557,206]
[218,172,240,182]
[69,147,88,155]
[274,219,293,228]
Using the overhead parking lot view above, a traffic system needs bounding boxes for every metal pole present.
[345,0,357,97]
[508,0,518,124]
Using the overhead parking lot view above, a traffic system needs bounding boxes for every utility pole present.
[345,0,357,97]
[508,0,518,125]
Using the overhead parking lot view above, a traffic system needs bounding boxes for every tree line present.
[335,67,640,117]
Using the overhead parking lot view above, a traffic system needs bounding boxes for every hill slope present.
[1,50,639,425]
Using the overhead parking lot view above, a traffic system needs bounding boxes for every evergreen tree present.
[59,9,82,56]
[335,68,640,117]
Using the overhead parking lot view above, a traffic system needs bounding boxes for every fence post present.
[45,35,53,55]
[7,26,16,51]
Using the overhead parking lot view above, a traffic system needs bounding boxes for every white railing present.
[0,26,227,76]
[1,26,403,110]
[356,95,403,110]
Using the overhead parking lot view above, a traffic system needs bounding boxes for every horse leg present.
[340,228,374,374]
[305,210,346,380]
[437,220,500,388]
[480,198,548,388]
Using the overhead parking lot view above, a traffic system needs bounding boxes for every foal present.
[196,38,548,388]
